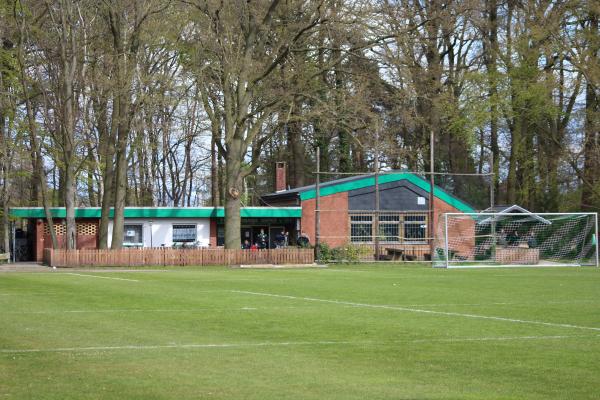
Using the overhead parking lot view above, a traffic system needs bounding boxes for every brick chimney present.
[275,162,287,192]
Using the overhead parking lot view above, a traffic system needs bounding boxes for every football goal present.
[433,212,599,268]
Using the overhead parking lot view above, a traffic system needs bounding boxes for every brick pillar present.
[276,162,287,192]
[209,219,218,247]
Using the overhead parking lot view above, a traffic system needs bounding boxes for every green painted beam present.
[299,173,475,213]
[9,207,302,219]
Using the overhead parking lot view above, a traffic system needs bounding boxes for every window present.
[217,225,225,246]
[123,225,143,246]
[173,224,197,243]
[350,215,372,242]
[350,213,428,243]
[404,215,427,241]
[379,214,400,242]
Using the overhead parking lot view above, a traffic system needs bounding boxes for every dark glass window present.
[173,225,196,242]
[350,215,372,242]
[379,214,400,242]
[123,225,143,246]
[404,215,427,241]
[217,225,225,246]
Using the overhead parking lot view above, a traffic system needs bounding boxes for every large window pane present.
[350,214,372,242]
[379,214,400,241]
[173,224,196,242]
[379,224,399,241]
[404,215,427,241]
[351,224,372,242]
[123,225,143,246]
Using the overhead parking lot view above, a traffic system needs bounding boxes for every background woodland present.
[0,0,599,249]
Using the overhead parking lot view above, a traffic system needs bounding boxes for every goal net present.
[433,212,599,268]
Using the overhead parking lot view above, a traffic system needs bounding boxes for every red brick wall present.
[275,162,287,192]
[209,219,218,247]
[433,198,475,258]
[300,192,349,248]
[34,219,99,262]
[300,191,474,255]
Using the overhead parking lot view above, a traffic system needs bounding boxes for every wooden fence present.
[43,247,314,268]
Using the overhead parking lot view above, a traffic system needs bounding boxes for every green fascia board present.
[299,173,475,213]
[239,208,301,218]
[9,207,302,219]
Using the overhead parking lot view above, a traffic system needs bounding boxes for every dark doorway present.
[269,226,284,248]
[241,227,253,247]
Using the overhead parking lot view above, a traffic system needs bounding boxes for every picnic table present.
[385,248,404,261]
[382,248,422,261]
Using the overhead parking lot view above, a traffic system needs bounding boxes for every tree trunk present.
[0,109,10,253]
[64,165,77,250]
[484,0,500,200]
[110,96,130,249]
[581,12,600,211]
[582,81,599,210]
[224,138,243,249]
[98,91,117,249]
[17,33,58,249]
[210,135,220,206]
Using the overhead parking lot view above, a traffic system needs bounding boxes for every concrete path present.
[0,262,49,272]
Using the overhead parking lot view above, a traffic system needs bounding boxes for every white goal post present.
[433,212,599,268]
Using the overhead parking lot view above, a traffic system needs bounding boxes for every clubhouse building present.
[10,169,475,262]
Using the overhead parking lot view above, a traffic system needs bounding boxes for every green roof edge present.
[299,173,475,213]
[9,207,302,219]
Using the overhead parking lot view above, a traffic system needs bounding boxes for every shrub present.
[317,243,364,263]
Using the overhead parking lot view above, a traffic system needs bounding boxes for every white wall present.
[107,219,210,248]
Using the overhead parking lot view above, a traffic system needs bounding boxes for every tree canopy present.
[0,0,599,250]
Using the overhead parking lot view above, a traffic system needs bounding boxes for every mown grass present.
[1,264,599,399]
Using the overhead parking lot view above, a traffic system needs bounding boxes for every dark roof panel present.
[262,171,475,213]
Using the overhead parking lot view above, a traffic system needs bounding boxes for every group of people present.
[240,229,312,250]
[241,229,290,250]
[498,228,537,248]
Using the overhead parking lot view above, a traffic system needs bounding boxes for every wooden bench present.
[0,253,10,263]
[495,247,540,265]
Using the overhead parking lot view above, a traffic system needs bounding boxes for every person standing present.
[275,231,285,248]
[257,229,268,249]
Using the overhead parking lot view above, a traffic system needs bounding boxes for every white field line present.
[64,273,139,282]
[0,340,355,354]
[0,292,60,296]
[2,335,598,354]
[4,300,597,314]
[1,306,316,314]
[411,334,599,343]
[232,290,600,332]
[390,299,600,307]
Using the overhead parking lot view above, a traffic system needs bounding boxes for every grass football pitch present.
[1,264,599,399]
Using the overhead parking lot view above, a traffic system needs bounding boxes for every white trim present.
[477,206,552,225]
[595,213,599,268]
